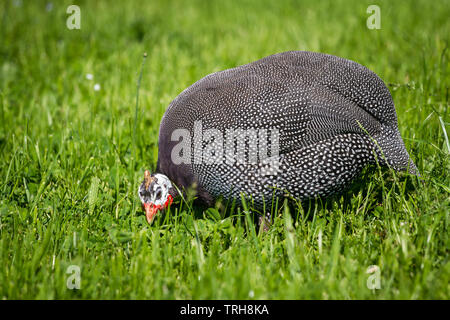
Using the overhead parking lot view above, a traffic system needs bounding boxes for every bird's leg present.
[258,211,272,233]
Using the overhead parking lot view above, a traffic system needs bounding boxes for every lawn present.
[0,0,448,299]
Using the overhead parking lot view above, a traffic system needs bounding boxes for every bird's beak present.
[143,203,159,224]
[142,195,173,225]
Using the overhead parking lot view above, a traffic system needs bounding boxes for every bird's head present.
[138,170,174,224]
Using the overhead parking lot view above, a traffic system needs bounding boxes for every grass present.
[0,0,448,299]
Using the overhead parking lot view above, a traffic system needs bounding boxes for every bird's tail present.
[372,123,419,176]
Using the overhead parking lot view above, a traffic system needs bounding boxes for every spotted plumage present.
[141,51,418,215]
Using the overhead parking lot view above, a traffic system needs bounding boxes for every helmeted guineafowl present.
[139,51,418,224]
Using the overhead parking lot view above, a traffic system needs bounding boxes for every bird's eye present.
[156,190,162,199]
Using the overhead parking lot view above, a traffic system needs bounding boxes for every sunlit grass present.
[0,0,448,299]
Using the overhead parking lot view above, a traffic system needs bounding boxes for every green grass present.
[0,0,449,299]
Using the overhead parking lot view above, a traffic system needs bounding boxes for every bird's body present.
[150,51,417,211]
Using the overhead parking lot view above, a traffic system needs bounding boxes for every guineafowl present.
[138,51,418,224]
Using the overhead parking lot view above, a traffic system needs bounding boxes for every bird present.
[138,51,418,224]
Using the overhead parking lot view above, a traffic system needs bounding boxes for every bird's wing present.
[175,67,381,156]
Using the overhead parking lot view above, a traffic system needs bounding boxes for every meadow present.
[0,0,448,299]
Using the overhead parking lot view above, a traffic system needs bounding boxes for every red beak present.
[142,195,173,225]
[144,203,159,224]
